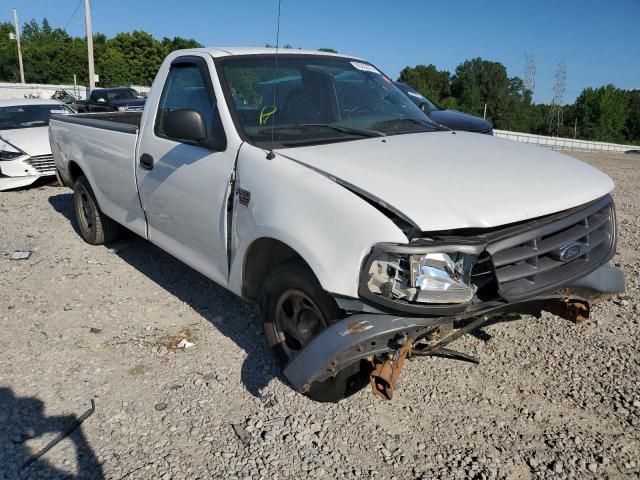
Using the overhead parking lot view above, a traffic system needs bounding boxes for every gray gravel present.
[1,151,639,479]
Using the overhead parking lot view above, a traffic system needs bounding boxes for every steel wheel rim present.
[273,289,327,359]
[76,185,94,233]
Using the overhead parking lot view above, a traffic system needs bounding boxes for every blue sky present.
[3,0,639,103]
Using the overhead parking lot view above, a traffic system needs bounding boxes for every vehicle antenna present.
[266,0,282,160]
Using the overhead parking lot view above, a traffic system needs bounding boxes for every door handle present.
[139,153,154,170]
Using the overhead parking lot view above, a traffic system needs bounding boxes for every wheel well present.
[68,161,84,184]
[242,238,310,301]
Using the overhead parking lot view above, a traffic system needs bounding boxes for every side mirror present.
[164,109,227,151]
[164,109,207,142]
[418,102,432,113]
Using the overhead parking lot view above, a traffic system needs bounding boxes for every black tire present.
[73,175,120,245]
[261,261,367,402]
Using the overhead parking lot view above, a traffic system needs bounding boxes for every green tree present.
[450,58,510,121]
[574,85,627,142]
[0,22,20,82]
[161,36,203,53]
[623,90,640,143]
[107,31,165,85]
[20,19,85,84]
[318,48,337,53]
[397,64,450,104]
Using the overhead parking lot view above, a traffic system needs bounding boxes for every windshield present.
[106,89,140,101]
[219,55,439,148]
[0,104,72,130]
[394,82,440,111]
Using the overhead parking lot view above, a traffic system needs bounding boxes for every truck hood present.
[277,131,614,232]
[0,127,51,157]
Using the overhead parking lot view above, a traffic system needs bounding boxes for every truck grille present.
[486,196,615,301]
[25,154,56,175]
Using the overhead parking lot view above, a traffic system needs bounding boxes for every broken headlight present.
[365,248,479,304]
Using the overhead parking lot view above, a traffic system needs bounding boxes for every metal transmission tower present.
[523,53,536,95]
[548,61,566,137]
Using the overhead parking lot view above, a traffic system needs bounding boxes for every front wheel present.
[261,262,367,402]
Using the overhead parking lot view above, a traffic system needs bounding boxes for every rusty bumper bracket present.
[542,292,590,324]
[370,339,413,400]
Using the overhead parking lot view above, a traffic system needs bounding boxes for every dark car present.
[75,88,146,113]
[395,82,493,135]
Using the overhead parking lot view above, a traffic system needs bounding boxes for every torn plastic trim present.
[275,151,420,236]
[283,313,451,393]
[284,298,545,392]
[284,262,624,393]
[564,262,624,295]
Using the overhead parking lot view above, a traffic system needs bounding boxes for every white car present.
[50,48,624,402]
[0,98,73,191]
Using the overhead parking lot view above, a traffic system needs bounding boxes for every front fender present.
[228,144,408,298]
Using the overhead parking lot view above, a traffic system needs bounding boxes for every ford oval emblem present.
[559,242,583,262]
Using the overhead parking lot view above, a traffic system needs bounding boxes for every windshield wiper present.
[374,118,450,132]
[258,123,385,138]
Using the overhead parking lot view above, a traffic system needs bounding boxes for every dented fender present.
[227,144,408,299]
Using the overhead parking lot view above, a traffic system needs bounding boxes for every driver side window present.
[155,62,223,142]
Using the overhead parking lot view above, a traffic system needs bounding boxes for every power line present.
[63,0,84,32]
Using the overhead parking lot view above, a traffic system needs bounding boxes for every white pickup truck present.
[50,48,624,402]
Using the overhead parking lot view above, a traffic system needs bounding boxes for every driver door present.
[136,55,237,286]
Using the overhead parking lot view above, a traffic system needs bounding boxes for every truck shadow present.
[0,387,103,479]
[48,192,281,399]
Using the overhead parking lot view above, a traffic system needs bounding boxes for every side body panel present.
[49,119,147,237]
[228,144,408,299]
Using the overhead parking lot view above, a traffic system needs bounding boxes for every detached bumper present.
[0,174,41,191]
[284,263,624,393]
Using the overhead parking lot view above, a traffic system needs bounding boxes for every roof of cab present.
[176,47,361,60]
[0,98,65,107]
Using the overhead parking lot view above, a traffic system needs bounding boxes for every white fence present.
[0,82,87,101]
[493,129,638,153]
[0,82,151,101]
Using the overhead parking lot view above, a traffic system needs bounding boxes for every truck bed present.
[49,110,147,237]
[52,111,142,133]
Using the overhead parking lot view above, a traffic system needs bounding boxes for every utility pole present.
[84,0,96,92]
[483,103,487,120]
[548,60,566,137]
[12,9,25,84]
[574,118,578,139]
[523,53,536,96]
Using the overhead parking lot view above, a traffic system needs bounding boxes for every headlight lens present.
[366,250,478,304]
[0,143,26,161]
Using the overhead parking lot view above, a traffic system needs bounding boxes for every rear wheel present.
[73,175,120,245]
[262,262,367,402]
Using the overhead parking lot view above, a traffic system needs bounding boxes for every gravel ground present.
[1,151,639,480]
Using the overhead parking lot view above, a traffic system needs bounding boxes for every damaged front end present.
[284,195,625,400]
[284,276,622,400]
